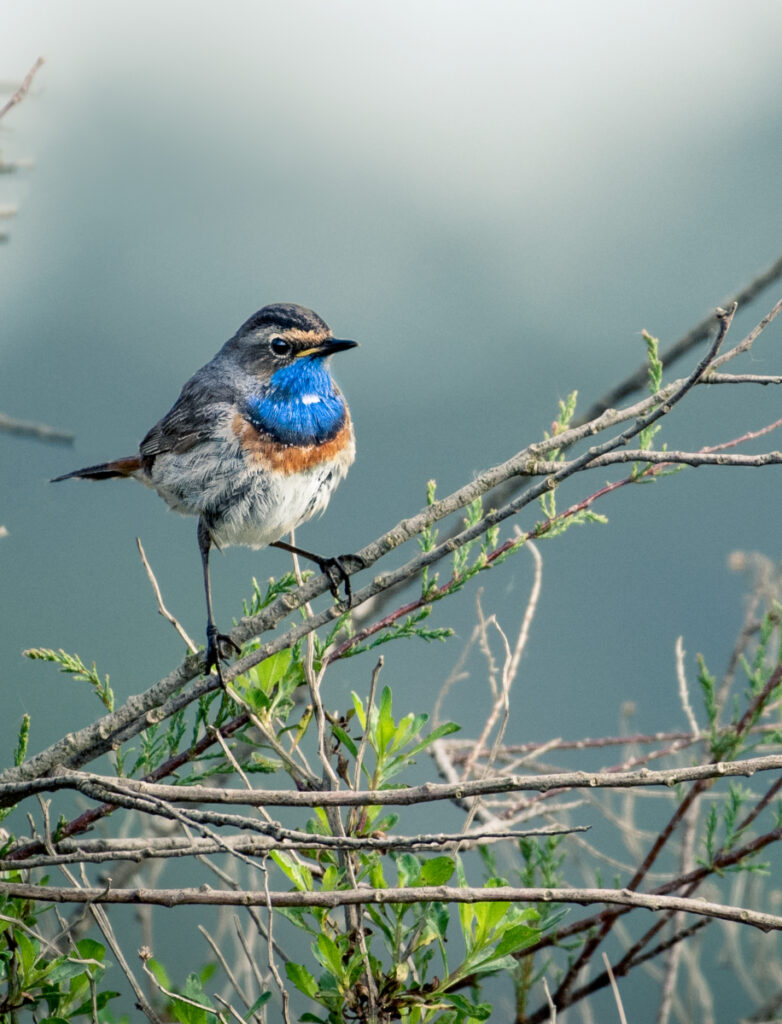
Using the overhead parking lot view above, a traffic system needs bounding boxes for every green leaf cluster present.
[0,887,119,1022]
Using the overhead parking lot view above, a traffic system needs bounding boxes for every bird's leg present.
[198,518,240,683]
[271,539,364,609]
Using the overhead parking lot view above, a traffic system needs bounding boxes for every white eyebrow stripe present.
[301,394,322,405]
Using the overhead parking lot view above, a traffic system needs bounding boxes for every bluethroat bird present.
[53,303,358,678]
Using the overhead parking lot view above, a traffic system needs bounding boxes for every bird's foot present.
[204,624,241,686]
[316,553,365,611]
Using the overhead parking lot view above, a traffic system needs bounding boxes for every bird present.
[53,302,358,679]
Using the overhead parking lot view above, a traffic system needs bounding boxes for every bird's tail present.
[52,456,142,482]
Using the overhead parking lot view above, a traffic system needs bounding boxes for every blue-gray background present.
[2,2,782,1019]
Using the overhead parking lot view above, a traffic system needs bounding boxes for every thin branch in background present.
[656,797,699,1024]
[432,594,483,727]
[0,410,74,444]
[548,660,782,1013]
[232,914,269,1007]
[542,977,556,1024]
[197,924,252,1012]
[602,953,629,1024]
[1,56,79,448]
[262,858,292,1024]
[675,636,700,737]
[0,56,45,122]
[463,538,542,781]
[136,537,198,652]
[578,258,782,423]
[211,993,249,1024]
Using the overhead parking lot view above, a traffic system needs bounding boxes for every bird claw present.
[204,626,241,686]
[317,553,364,611]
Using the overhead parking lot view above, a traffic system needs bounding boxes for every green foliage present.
[23,647,114,711]
[143,957,243,1024]
[241,570,303,617]
[0,894,119,1023]
[278,849,545,1024]
[642,329,663,394]
[14,713,30,767]
[351,685,459,791]
[532,390,609,536]
[0,717,30,823]
[626,329,666,473]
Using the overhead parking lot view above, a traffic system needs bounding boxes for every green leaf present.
[441,992,493,1020]
[493,921,541,957]
[314,933,344,979]
[418,857,455,887]
[286,961,319,998]
[351,691,367,729]
[270,849,313,891]
[147,957,171,989]
[473,899,511,946]
[75,937,106,961]
[377,686,396,751]
[245,992,272,1015]
[252,648,292,692]
[455,858,474,948]
[399,721,460,760]
[47,959,92,984]
[331,724,358,758]
[169,998,208,1024]
[14,930,38,974]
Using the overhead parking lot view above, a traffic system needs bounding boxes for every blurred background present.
[2,1,782,1018]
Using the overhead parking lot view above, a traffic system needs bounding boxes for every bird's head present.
[227,303,357,382]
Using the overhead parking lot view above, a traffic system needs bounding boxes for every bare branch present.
[136,537,197,652]
[0,881,780,933]
[0,56,45,122]
[0,410,73,444]
[4,754,782,820]
[578,262,782,422]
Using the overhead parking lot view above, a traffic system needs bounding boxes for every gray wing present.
[139,367,240,469]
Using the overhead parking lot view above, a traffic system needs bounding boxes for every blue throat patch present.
[244,358,346,445]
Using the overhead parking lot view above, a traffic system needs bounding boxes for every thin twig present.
[262,858,292,1024]
[1,880,781,932]
[675,636,700,736]
[602,953,628,1024]
[578,264,782,422]
[197,924,251,1010]
[136,538,198,652]
[542,976,556,1024]
[0,56,45,121]
[0,410,73,444]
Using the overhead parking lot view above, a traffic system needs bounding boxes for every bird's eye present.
[270,337,292,356]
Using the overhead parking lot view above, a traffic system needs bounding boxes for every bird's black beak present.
[297,338,359,359]
[322,338,359,355]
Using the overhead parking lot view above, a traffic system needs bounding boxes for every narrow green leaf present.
[441,992,493,1020]
[285,961,318,998]
[315,933,344,978]
[494,922,541,957]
